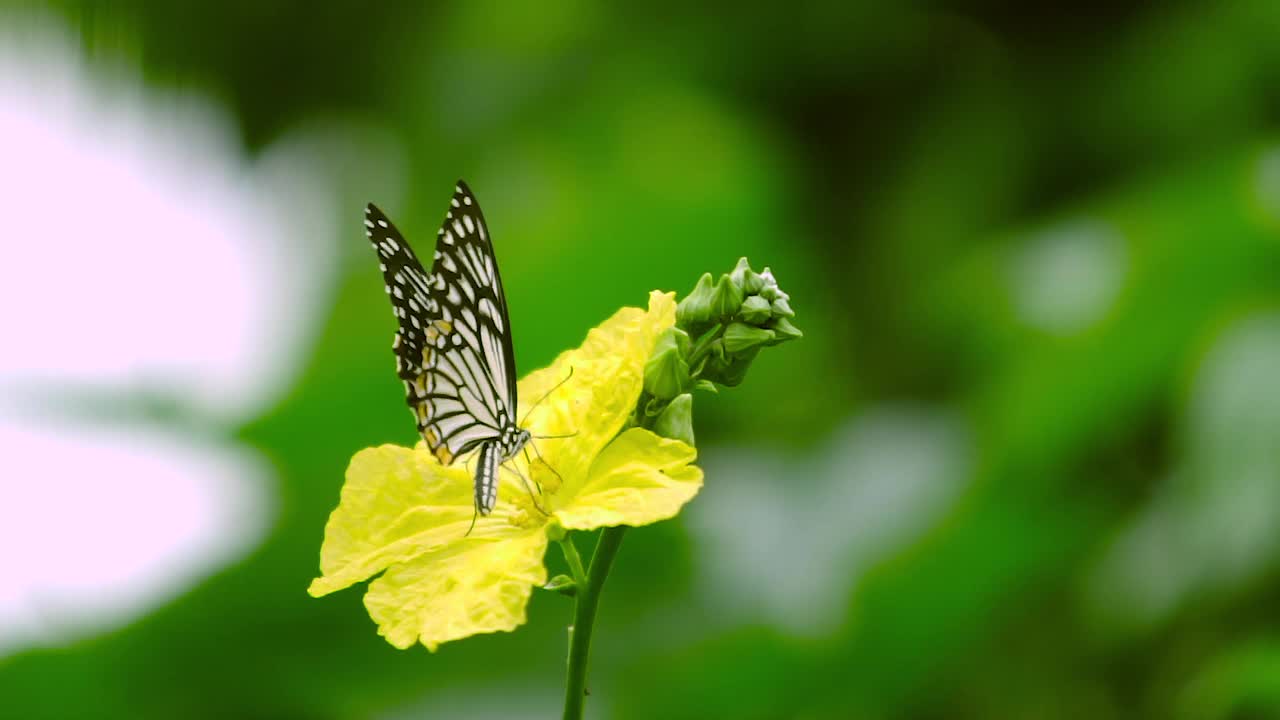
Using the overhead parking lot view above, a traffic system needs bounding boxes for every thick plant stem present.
[562,526,627,720]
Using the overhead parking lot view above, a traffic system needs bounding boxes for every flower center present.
[529,457,563,495]
[506,489,550,529]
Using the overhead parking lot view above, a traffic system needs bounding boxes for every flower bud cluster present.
[640,258,801,443]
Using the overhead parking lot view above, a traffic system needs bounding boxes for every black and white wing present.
[364,180,519,467]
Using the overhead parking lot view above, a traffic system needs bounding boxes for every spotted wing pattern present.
[364,181,519,467]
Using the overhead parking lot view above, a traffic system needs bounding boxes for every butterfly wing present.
[438,180,519,409]
[364,181,519,467]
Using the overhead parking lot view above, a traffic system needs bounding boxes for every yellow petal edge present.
[308,445,524,598]
[364,530,548,651]
[554,428,703,530]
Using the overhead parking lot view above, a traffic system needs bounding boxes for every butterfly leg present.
[464,505,478,537]
[462,451,482,536]
[527,438,566,492]
[502,461,549,515]
[521,446,544,495]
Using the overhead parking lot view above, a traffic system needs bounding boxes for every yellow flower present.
[308,291,703,650]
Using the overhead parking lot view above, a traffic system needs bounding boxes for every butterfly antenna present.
[533,431,579,440]
[519,366,575,426]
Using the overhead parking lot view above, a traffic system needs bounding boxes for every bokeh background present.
[2,2,1280,718]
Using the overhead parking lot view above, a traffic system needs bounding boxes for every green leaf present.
[543,574,578,597]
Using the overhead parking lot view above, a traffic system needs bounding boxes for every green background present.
[3,1,1280,718]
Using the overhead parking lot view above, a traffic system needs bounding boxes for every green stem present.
[562,526,627,720]
[686,322,724,369]
[557,535,588,588]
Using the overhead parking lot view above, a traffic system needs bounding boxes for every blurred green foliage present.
[4,1,1280,718]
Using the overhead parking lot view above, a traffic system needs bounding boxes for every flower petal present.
[362,529,549,650]
[517,290,676,409]
[308,444,526,597]
[517,291,677,505]
[554,428,703,530]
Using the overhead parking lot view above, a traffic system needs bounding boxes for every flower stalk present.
[561,526,626,720]
[558,257,800,720]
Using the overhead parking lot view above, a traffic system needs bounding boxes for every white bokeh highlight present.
[0,413,273,656]
[689,406,971,635]
[0,23,336,423]
[0,14,341,655]
[1008,218,1128,334]
[1087,311,1280,628]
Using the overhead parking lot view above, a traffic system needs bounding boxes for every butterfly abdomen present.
[475,441,500,515]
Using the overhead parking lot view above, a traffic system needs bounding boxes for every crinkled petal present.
[554,428,703,530]
[517,291,676,504]
[364,529,549,651]
[308,444,527,597]
[517,290,675,410]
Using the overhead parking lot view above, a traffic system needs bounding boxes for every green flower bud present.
[687,337,723,380]
[739,295,772,324]
[729,257,766,295]
[652,393,695,446]
[644,327,691,399]
[673,325,693,356]
[676,272,716,327]
[723,322,775,353]
[769,316,803,343]
[705,336,727,361]
[544,574,577,597]
[758,267,789,302]
[678,259,798,390]
[704,347,759,387]
[688,353,708,378]
[643,395,666,417]
[709,273,745,318]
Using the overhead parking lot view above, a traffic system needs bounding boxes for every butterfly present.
[364,181,532,516]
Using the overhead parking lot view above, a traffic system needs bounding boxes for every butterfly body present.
[365,181,527,515]
[475,427,533,515]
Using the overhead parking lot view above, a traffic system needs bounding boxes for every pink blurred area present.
[0,13,338,654]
